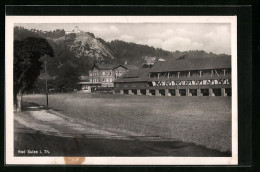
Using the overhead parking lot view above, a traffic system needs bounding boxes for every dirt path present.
[14,102,231,157]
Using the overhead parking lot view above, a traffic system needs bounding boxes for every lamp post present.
[44,60,48,108]
[39,60,56,108]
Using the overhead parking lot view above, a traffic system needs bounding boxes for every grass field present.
[22,93,232,153]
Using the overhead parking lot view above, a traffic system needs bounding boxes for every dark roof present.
[92,64,115,70]
[150,56,231,72]
[124,64,139,70]
[114,68,150,83]
[92,63,138,70]
[147,74,231,82]
[113,64,139,70]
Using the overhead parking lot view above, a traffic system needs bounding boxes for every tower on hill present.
[65,26,82,35]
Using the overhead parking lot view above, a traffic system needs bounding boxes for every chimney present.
[125,61,127,65]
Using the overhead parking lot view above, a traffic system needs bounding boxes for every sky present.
[16,23,231,55]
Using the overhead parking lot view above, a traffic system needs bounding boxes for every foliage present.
[14,37,54,93]
[14,26,65,39]
[14,27,81,93]
[14,37,54,110]
[54,63,80,92]
[105,40,230,66]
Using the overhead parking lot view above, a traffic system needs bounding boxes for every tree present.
[14,37,54,112]
[53,62,80,92]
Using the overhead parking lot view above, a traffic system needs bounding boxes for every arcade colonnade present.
[116,87,231,96]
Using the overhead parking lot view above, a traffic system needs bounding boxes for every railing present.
[94,87,114,94]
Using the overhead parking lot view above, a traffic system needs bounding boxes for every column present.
[221,88,226,96]
[137,90,141,95]
[186,88,189,96]
[209,88,214,96]
[155,89,160,96]
[128,90,133,95]
[165,89,169,96]
[197,89,202,96]
[176,89,180,96]
[120,90,124,94]
[146,89,150,96]
[112,90,115,94]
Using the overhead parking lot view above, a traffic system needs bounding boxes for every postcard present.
[5,16,237,165]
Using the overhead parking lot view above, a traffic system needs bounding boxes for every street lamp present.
[38,60,56,108]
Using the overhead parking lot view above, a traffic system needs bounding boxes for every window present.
[103,78,105,82]
[102,71,105,76]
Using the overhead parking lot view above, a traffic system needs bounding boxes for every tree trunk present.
[16,90,22,112]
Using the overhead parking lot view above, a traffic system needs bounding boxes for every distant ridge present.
[14,26,231,75]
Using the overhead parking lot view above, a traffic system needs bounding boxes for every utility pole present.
[45,60,48,108]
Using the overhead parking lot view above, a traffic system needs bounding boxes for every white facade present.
[65,26,82,35]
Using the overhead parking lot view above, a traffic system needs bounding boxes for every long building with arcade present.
[114,56,231,96]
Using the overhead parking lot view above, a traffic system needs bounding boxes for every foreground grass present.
[23,93,231,152]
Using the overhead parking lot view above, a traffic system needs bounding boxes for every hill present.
[14,26,231,92]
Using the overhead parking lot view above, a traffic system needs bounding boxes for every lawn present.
[22,93,232,153]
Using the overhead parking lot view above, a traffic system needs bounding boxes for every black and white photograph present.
[5,16,238,165]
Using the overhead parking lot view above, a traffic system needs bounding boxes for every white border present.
[5,16,238,165]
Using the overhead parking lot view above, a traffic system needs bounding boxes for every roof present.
[147,74,231,82]
[150,56,231,72]
[113,64,139,70]
[92,63,138,70]
[124,64,139,70]
[92,64,115,70]
[114,68,150,83]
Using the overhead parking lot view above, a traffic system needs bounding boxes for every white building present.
[65,26,82,35]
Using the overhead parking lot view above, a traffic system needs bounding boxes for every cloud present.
[202,26,231,54]
[119,35,134,42]
[144,25,230,54]
[136,41,143,44]
[109,26,119,32]
[147,38,163,48]
[88,25,119,36]
[163,37,191,51]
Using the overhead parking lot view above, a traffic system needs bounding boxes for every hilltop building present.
[142,56,156,68]
[65,26,82,35]
[114,56,231,96]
